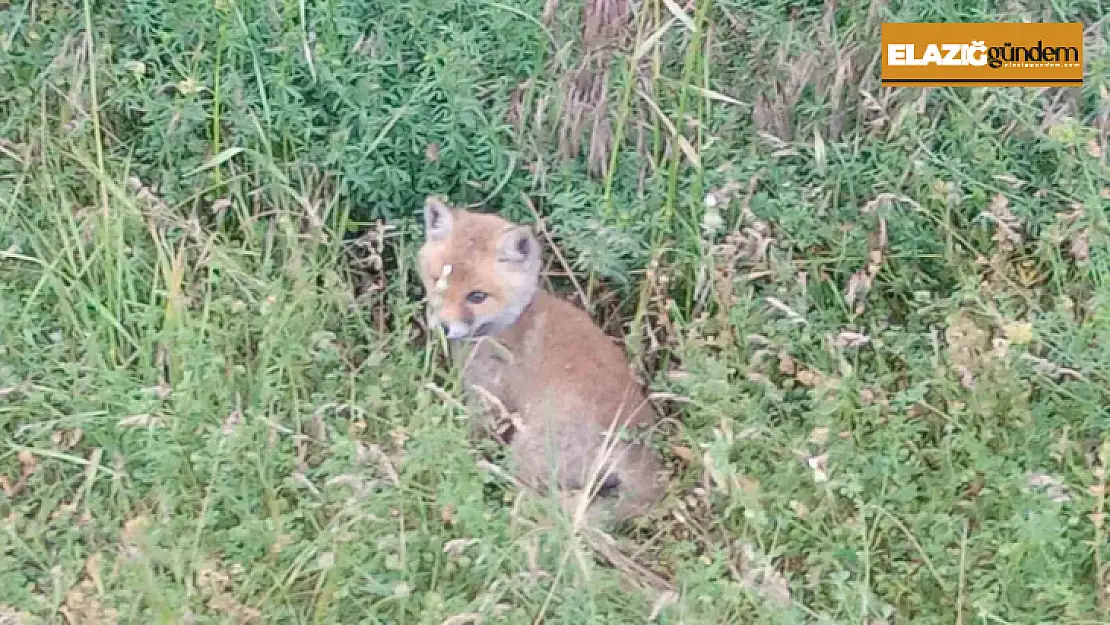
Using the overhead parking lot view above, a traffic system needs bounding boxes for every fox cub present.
[417,196,665,524]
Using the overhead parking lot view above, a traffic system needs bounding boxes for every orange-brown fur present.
[417,197,665,524]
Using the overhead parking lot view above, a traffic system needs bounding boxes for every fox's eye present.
[466,291,488,305]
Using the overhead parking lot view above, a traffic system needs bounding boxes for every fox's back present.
[467,292,656,432]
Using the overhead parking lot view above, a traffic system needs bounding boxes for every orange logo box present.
[881,22,1083,87]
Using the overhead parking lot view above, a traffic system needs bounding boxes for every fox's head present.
[417,196,541,340]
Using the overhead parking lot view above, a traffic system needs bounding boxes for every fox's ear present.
[497,225,538,265]
[424,196,454,241]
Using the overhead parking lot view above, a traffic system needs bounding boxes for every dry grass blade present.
[682,83,746,107]
[631,19,675,62]
[637,89,701,169]
[557,62,613,177]
[541,0,559,27]
[367,443,401,487]
[583,0,630,50]
[735,541,793,607]
[661,0,696,31]
[983,193,1022,251]
[764,297,805,325]
[1093,441,1108,614]
[581,526,675,593]
[648,590,678,620]
[520,193,589,308]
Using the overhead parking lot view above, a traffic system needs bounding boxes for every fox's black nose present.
[439,322,451,335]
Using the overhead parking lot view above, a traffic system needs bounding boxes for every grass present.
[1,0,1109,623]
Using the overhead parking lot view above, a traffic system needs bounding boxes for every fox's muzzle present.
[440,320,471,339]
[428,309,474,340]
